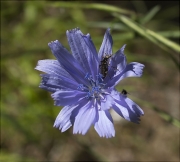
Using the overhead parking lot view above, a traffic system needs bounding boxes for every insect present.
[99,54,113,79]
[121,89,128,96]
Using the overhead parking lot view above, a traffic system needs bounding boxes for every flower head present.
[35,28,145,138]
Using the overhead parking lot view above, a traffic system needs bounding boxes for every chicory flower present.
[35,28,145,138]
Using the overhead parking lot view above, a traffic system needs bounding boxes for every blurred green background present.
[1,1,179,161]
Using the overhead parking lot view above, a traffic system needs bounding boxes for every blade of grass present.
[48,2,136,17]
[87,21,128,31]
[140,5,161,24]
[114,14,180,53]
[147,29,180,52]
[157,31,180,38]
[113,14,180,69]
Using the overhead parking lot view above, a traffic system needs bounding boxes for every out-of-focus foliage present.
[1,1,179,161]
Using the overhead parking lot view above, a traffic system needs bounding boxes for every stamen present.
[77,84,85,90]
[97,73,103,81]
[99,83,106,87]
[83,73,109,102]
[84,73,90,79]
[85,73,93,81]
[99,94,106,101]
[85,73,96,87]
[92,86,101,93]
[86,91,92,99]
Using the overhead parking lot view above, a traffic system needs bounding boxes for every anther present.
[77,84,85,90]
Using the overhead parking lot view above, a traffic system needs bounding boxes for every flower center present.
[77,73,106,100]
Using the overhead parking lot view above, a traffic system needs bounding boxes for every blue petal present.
[106,62,145,88]
[118,62,144,78]
[39,84,57,93]
[48,40,89,85]
[112,94,144,123]
[112,45,127,72]
[82,33,98,59]
[40,74,80,91]
[51,90,87,106]
[73,101,96,135]
[35,59,74,80]
[82,33,99,79]
[54,105,75,131]
[100,94,114,111]
[98,28,113,61]
[54,99,90,132]
[94,110,115,138]
[113,101,133,121]
[61,122,72,132]
[126,97,144,116]
[66,28,98,80]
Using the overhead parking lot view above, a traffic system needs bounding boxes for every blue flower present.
[35,28,145,138]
